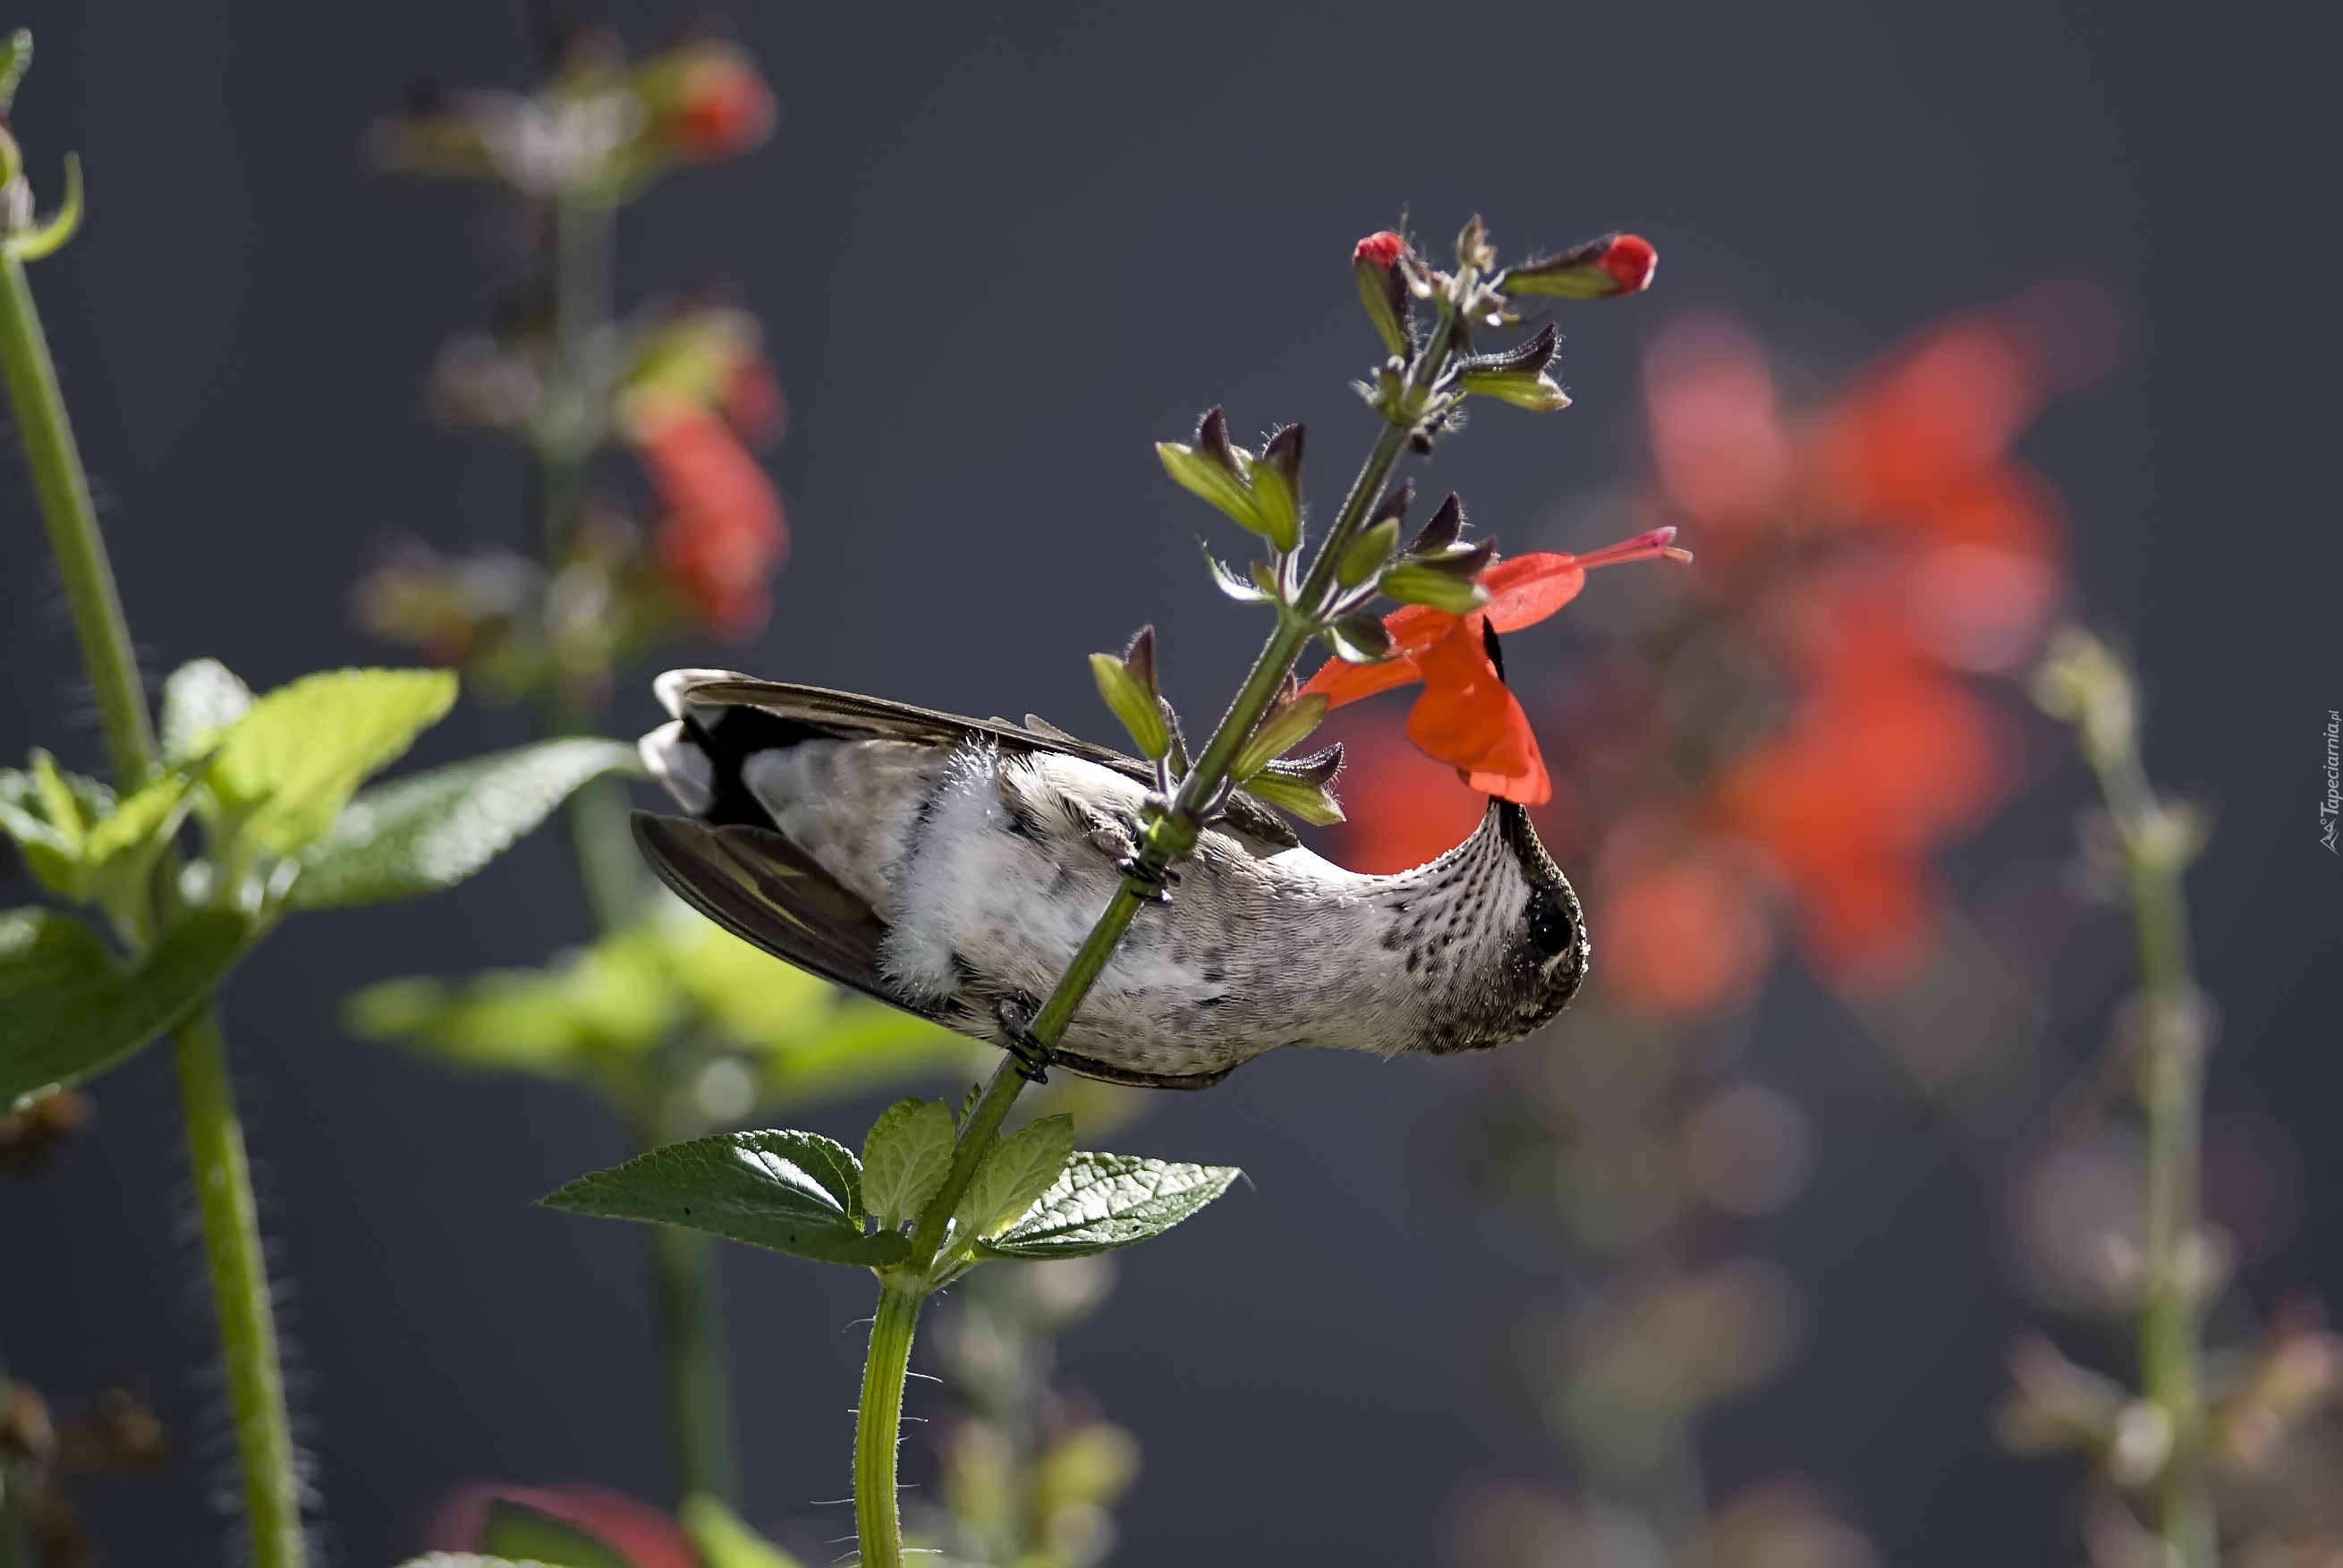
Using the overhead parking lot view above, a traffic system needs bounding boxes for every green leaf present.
[0,760,191,910]
[479,1501,632,1568]
[0,771,81,895]
[543,1130,906,1267]
[953,1113,1074,1242]
[205,667,458,857]
[288,737,637,909]
[160,658,254,765]
[658,917,978,1105]
[682,1493,804,1568]
[978,1150,1241,1259]
[0,907,250,1110]
[862,1098,955,1231]
[343,931,682,1073]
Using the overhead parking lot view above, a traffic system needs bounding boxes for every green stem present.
[852,264,1481,1568]
[853,1283,922,1568]
[649,1221,734,1504]
[564,751,647,930]
[534,198,613,559]
[2082,701,2211,1567]
[0,253,155,784]
[537,190,729,1506]
[174,1003,307,1568]
[0,242,308,1567]
[2127,840,2209,1564]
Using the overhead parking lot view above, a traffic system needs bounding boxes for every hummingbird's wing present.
[669,676,1304,851]
[630,811,913,1013]
[631,810,1239,1092]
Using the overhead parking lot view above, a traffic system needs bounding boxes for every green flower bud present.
[1090,646,1170,760]
[1337,516,1402,589]
[1240,770,1346,826]
[1378,561,1490,615]
[1324,612,1395,664]
[1232,693,1329,781]
[1456,369,1571,411]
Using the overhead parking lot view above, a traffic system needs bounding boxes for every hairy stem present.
[0,254,155,783]
[0,246,308,1566]
[175,1003,307,1568]
[853,1283,922,1568]
[2079,685,2211,1566]
[852,264,1481,1568]
[649,1221,734,1504]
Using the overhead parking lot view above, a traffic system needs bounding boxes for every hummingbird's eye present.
[1525,888,1575,959]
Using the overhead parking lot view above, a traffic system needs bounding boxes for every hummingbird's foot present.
[1123,858,1178,903]
[1086,816,1177,902]
[995,997,1054,1084]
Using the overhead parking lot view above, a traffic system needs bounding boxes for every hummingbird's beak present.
[1479,618,1509,684]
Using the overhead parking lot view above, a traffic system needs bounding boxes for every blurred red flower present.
[1332,297,2083,1013]
[628,390,788,640]
[641,45,777,164]
[433,1482,699,1568]
[1303,530,1689,806]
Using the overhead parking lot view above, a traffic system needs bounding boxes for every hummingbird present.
[632,664,1589,1090]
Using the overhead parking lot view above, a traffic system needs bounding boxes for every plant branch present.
[853,1282,922,1568]
[174,1004,308,1567]
[2053,632,2213,1566]
[2097,755,2211,1565]
[0,239,309,1568]
[0,254,155,783]
[851,254,1484,1568]
[649,1220,734,1504]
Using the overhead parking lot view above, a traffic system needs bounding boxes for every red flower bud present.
[1597,233,1657,293]
[1353,231,1412,355]
[641,46,776,164]
[1503,232,1658,301]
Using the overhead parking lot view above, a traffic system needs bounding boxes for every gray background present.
[2,3,2338,1564]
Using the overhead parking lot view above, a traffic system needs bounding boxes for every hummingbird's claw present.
[995,997,1054,1084]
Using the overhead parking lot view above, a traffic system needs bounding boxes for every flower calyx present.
[1156,407,1307,554]
[1500,232,1658,301]
[1090,626,1176,766]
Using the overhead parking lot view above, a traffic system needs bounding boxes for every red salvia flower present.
[1303,529,1691,805]
[1354,231,1406,269]
[629,390,788,640]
